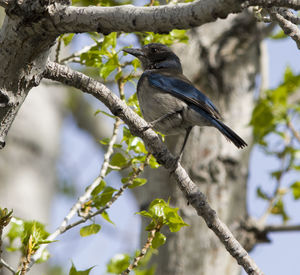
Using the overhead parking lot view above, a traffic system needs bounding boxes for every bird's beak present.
[123,48,144,58]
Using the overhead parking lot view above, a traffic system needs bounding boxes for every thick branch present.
[44,61,263,275]
[269,7,300,48]
[244,0,300,9]
[53,0,243,34]
[279,8,300,24]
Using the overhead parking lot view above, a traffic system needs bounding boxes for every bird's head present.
[123,43,182,72]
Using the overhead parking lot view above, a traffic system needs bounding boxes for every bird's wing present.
[148,72,222,119]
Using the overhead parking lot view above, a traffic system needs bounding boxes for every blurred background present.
[0,2,299,275]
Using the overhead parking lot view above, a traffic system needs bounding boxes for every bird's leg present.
[178,127,193,161]
[142,110,181,132]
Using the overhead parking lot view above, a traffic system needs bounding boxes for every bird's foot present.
[141,122,154,132]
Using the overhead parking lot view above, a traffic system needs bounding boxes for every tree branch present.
[53,0,243,34]
[61,153,151,234]
[43,61,263,275]
[31,117,122,265]
[122,222,162,275]
[269,7,300,48]
[244,0,300,10]
[287,120,300,142]
[278,8,300,24]
[265,224,300,232]
[0,258,16,274]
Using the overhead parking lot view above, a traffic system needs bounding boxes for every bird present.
[123,43,247,158]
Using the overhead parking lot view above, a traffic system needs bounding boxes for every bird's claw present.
[142,122,154,132]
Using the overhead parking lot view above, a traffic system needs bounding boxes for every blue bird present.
[123,43,247,157]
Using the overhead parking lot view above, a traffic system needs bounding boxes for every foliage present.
[106,199,187,274]
[251,66,300,222]
[137,198,188,233]
[5,218,51,262]
[69,262,94,275]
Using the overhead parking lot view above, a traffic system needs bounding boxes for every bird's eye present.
[152,48,158,53]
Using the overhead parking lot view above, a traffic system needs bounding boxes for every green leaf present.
[80,224,101,237]
[140,30,188,46]
[152,232,166,249]
[101,32,117,53]
[270,29,287,40]
[62,33,75,46]
[132,58,141,71]
[22,221,50,252]
[99,138,122,148]
[128,178,147,189]
[99,54,119,80]
[107,254,131,273]
[101,211,115,225]
[292,165,300,171]
[91,180,106,196]
[137,210,153,219]
[291,181,300,200]
[250,98,275,144]
[164,207,188,232]
[149,155,160,168]
[271,170,282,180]
[110,153,128,169]
[93,186,117,208]
[256,187,269,200]
[270,199,290,221]
[138,199,188,232]
[69,262,94,275]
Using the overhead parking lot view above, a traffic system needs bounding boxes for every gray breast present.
[137,75,188,135]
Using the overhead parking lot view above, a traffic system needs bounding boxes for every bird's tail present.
[213,119,247,149]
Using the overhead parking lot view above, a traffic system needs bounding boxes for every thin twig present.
[20,245,31,275]
[59,37,104,65]
[265,224,300,232]
[62,153,152,233]
[55,36,62,63]
[287,120,300,142]
[258,153,287,224]
[30,117,122,266]
[0,258,16,274]
[122,222,162,275]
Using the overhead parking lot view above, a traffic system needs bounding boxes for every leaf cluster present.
[252,67,300,221]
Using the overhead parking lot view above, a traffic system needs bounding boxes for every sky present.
[48,29,300,275]
[243,37,300,275]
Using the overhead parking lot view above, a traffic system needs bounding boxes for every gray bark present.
[0,83,66,275]
[134,11,262,275]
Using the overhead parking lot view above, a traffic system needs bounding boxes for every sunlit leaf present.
[107,254,130,273]
[80,224,101,237]
[152,232,166,249]
[69,262,94,275]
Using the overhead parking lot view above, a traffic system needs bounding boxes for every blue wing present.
[148,72,221,119]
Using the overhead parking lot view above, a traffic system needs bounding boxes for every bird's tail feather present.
[213,119,247,149]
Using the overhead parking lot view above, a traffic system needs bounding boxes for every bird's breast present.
[137,74,188,135]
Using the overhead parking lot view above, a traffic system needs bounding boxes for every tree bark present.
[134,11,262,275]
[0,83,66,275]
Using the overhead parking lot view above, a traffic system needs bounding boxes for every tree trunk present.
[0,83,66,275]
[134,11,262,275]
